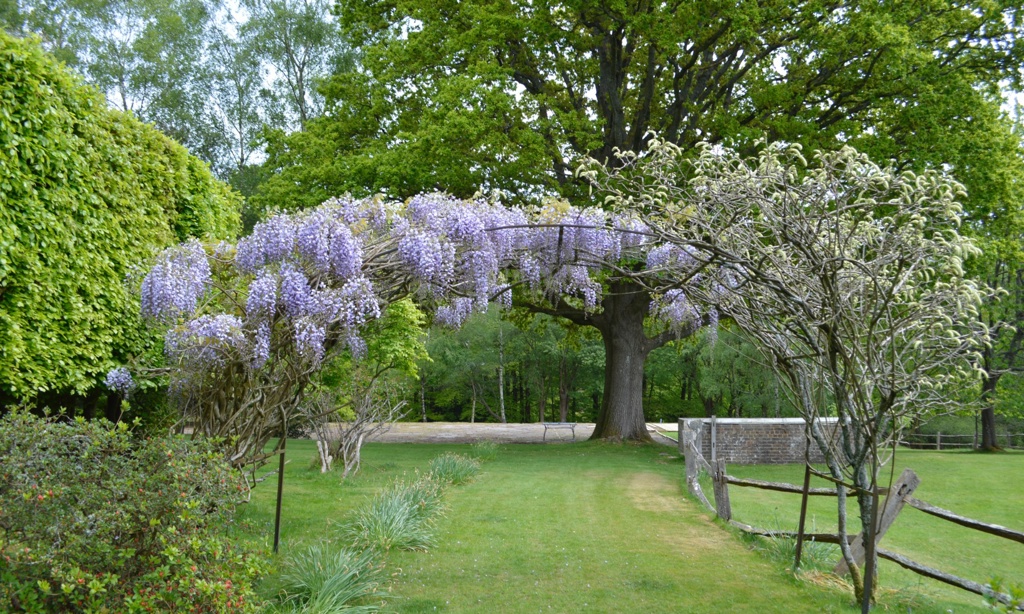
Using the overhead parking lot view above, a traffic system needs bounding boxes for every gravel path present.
[361,421,676,445]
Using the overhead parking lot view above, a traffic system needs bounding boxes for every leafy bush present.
[343,478,444,552]
[0,411,265,613]
[469,441,499,462]
[0,32,240,402]
[427,452,481,486]
[267,544,386,613]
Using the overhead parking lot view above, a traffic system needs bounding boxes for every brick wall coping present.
[681,417,839,426]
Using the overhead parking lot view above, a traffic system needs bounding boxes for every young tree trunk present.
[537,379,547,422]
[498,326,507,423]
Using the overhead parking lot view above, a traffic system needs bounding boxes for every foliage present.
[256,0,1024,209]
[342,477,445,553]
[0,32,240,402]
[239,0,353,130]
[0,411,264,613]
[985,577,1024,612]
[426,452,480,486]
[268,544,386,613]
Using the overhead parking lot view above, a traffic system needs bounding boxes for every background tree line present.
[417,308,800,424]
[0,0,350,198]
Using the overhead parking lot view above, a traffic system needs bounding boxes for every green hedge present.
[0,32,240,399]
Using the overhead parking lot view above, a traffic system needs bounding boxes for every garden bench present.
[542,422,577,442]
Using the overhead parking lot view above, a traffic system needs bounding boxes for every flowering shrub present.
[0,411,265,613]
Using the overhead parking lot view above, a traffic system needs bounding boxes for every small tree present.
[303,298,426,476]
[584,139,990,600]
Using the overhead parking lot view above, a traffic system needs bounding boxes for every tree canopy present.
[254,0,1024,210]
[0,32,240,403]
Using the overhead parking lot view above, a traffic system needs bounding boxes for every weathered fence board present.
[906,497,1024,545]
[878,548,1021,609]
[724,474,847,496]
[835,468,920,576]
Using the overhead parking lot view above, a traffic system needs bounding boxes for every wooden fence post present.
[835,468,920,576]
[710,414,718,464]
[937,432,942,450]
[712,458,732,521]
[683,430,697,482]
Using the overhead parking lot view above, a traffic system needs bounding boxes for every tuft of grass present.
[342,478,444,552]
[741,515,839,573]
[468,440,499,462]
[427,452,481,485]
[744,533,839,573]
[269,543,386,613]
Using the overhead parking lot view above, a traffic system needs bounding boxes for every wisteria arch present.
[118,193,719,467]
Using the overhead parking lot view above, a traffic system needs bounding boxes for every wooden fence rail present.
[680,438,1023,609]
[898,432,1024,450]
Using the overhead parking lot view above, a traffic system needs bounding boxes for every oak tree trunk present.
[591,285,654,442]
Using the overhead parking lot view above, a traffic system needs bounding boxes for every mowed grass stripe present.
[384,443,844,613]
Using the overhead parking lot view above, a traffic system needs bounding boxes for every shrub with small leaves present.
[0,411,265,613]
[427,452,481,486]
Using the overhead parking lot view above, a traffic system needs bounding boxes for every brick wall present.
[678,417,838,465]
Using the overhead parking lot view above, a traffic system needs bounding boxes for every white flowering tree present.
[582,139,991,600]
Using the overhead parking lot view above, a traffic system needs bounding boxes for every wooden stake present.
[712,458,731,521]
[273,436,287,554]
[794,463,812,570]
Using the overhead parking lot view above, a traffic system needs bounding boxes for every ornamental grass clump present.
[343,478,444,552]
[427,452,481,486]
[268,544,386,613]
[469,440,499,462]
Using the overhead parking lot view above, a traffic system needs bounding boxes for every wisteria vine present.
[116,193,718,466]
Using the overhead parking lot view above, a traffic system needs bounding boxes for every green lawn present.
[240,441,1019,612]
[723,448,1024,612]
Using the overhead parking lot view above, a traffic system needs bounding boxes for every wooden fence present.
[898,432,1024,450]
[679,435,1024,609]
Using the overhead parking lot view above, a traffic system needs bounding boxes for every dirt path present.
[361,421,676,445]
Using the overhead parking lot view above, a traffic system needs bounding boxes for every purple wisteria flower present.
[104,367,135,396]
[435,297,476,328]
[280,261,312,318]
[140,240,211,322]
[235,215,296,272]
[398,229,455,289]
[247,269,278,318]
[165,314,247,369]
[650,289,702,332]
